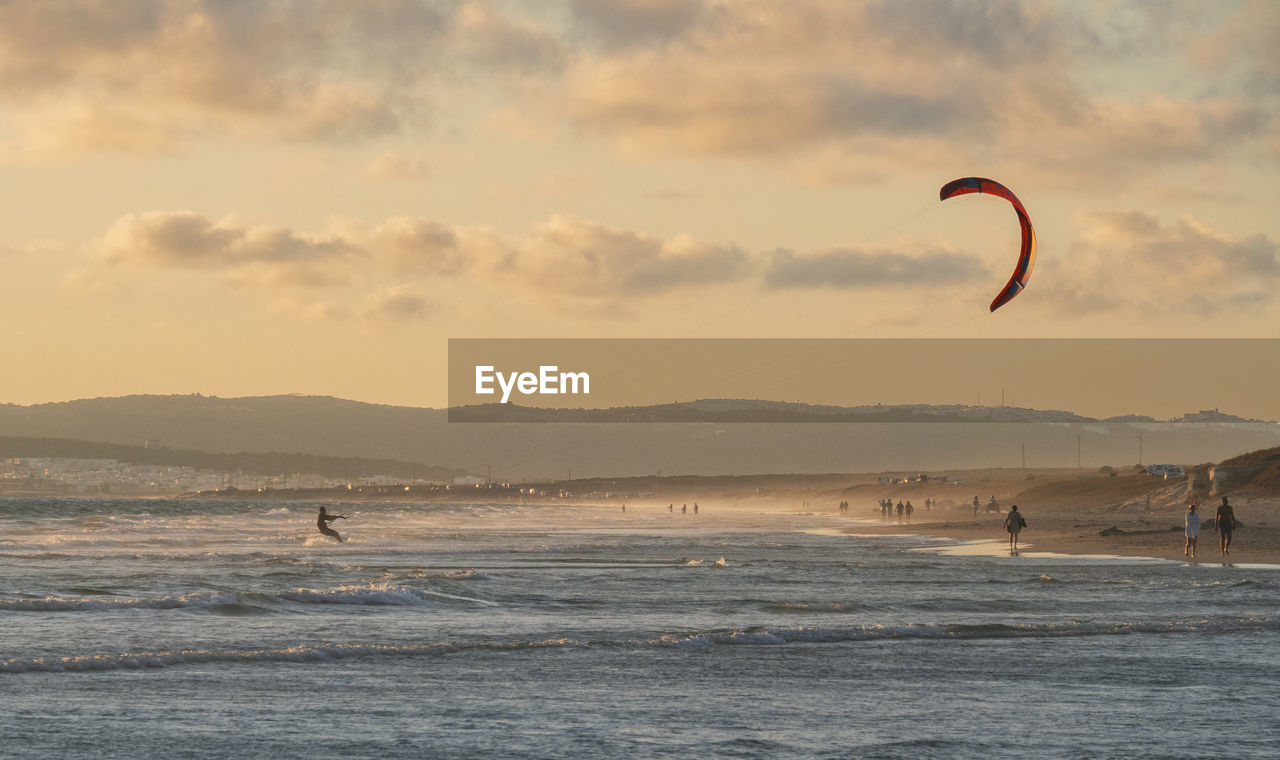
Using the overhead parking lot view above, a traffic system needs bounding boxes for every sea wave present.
[0,638,578,673]
[0,582,495,614]
[0,592,248,613]
[647,616,1279,648]
[5,615,1273,675]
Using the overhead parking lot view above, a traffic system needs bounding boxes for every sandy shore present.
[839,512,1280,565]
[611,466,1280,564]
[818,468,1280,564]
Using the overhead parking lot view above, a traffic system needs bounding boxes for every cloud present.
[862,0,1080,68]
[88,210,753,319]
[367,217,481,276]
[99,211,361,289]
[563,1,1072,156]
[360,286,433,321]
[454,1,563,74]
[90,206,1278,325]
[3,0,1271,183]
[560,0,1276,185]
[506,215,749,295]
[763,247,986,289]
[363,213,751,297]
[569,0,706,47]
[1189,0,1280,97]
[1042,211,1280,316]
[0,0,561,156]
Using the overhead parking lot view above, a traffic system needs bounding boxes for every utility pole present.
[1077,433,1082,469]
[1138,432,1143,465]
[1021,442,1026,469]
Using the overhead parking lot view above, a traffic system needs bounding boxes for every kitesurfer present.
[317,506,349,542]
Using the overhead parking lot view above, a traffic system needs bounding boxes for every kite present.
[939,177,1036,312]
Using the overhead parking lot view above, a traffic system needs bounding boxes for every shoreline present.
[836,513,1280,565]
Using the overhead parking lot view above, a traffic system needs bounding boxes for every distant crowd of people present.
[872,498,937,523]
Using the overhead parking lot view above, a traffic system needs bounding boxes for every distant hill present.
[0,435,461,481]
[451,399,1273,424]
[450,399,1094,423]
[2,394,1279,480]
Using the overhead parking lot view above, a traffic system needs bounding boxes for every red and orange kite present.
[939,177,1037,312]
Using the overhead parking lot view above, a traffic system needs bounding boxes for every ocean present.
[2,497,1277,759]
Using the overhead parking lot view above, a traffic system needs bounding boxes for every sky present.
[1,0,1277,408]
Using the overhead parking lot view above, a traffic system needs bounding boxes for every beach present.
[822,468,1280,565]
[492,465,1280,566]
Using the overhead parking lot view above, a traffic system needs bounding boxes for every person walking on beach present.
[896,500,904,523]
[316,506,349,542]
[1215,496,1236,556]
[1003,505,1026,552]
[1184,503,1200,559]
[973,496,980,517]
[905,500,914,522]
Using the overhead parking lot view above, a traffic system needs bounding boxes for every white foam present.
[0,592,240,612]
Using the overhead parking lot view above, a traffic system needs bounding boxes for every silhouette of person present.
[317,506,349,542]
[1215,496,1236,555]
[1004,505,1026,552]
[1184,503,1200,559]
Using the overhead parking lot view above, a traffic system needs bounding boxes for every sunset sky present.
[1,0,1276,407]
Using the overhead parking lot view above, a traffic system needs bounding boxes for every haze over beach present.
[2,2,1279,758]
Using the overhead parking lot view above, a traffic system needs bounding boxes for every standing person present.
[316,506,349,542]
[681,504,687,515]
[896,500,904,523]
[1215,496,1236,556]
[1003,505,1026,552]
[1184,504,1200,559]
[905,501,914,522]
[973,496,980,517]
[693,502,699,515]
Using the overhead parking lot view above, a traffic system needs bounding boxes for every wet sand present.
[826,468,1280,564]
[843,511,1280,565]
